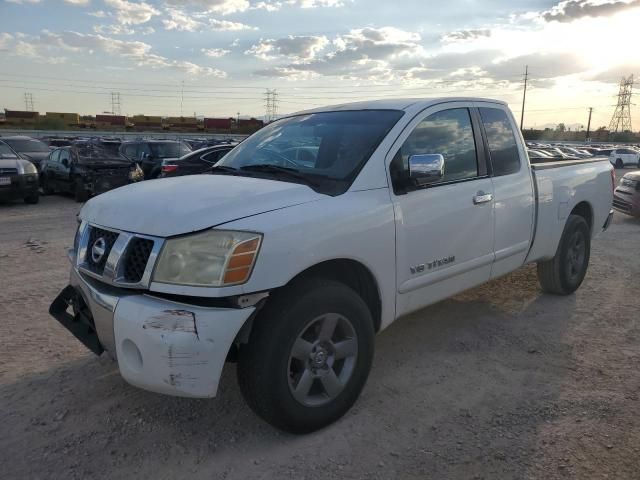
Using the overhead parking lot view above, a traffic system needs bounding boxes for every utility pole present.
[24,93,34,112]
[586,107,593,141]
[520,65,528,131]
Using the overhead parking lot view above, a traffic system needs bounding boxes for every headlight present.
[152,230,262,287]
[129,164,144,181]
[21,161,38,175]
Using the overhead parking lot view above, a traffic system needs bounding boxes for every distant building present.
[164,116,200,130]
[95,114,127,128]
[45,112,80,127]
[4,110,40,126]
[131,115,163,129]
[204,117,233,130]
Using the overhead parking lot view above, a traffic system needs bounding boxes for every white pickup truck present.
[50,98,614,433]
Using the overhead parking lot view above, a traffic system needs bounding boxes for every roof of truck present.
[295,97,507,115]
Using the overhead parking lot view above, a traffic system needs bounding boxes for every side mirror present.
[408,154,445,186]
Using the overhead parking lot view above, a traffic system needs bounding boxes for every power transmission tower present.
[264,89,279,123]
[24,93,34,112]
[608,75,633,133]
[520,65,528,131]
[110,92,121,116]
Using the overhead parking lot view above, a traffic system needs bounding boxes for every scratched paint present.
[143,309,199,339]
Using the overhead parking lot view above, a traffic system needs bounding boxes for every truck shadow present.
[1,266,586,479]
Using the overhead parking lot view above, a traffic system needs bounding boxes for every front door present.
[388,103,495,317]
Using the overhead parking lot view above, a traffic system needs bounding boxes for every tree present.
[555,123,566,133]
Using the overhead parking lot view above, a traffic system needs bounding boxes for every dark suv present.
[119,140,191,179]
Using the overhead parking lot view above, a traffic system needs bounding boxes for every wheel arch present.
[570,201,593,233]
[285,258,383,333]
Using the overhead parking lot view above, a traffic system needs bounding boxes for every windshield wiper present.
[239,164,320,187]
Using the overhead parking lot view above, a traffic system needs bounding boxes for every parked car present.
[0,136,51,171]
[119,140,192,179]
[160,144,235,177]
[609,148,640,169]
[0,142,39,204]
[50,98,614,433]
[556,146,591,158]
[528,149,560,162]
[612,171,640,217]
[40,143,143,202]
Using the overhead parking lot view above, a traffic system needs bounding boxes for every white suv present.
[610,148,640,168]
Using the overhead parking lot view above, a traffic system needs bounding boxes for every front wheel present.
[237,278,375,433]
[24,191,39,204]
[615,158,623,169]
[537,214,591,295]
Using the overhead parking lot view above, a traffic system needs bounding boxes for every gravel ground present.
[1,177,639,480]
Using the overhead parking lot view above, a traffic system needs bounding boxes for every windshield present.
[3,138,50,153]
[217,110,403,194]
[150,142,191,158]
[73,143,129,162]
[0,143,19,159]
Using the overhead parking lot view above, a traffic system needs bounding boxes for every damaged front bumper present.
[50,268,255,398]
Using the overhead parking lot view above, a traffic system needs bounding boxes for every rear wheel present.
[537,214,591,295]
[615,158,623,169]
[237,278,375,433]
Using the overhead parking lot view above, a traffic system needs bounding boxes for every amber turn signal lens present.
[227,253,254,269]
[223,267,251,284]
[233,238,260,255]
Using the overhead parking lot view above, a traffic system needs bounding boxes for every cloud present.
[93,24,155,35]
[209,18,256,30]
[162,8,256,31]
[253,27,426,80]
[246,35,328,60]
[442,29,491,42]
[542,0,640,22]
[1,30,223,77]
[163,0,250,14]
[104,0,159,24]
[202,47,230,57]
[4,0,41,3]
[88,10,107,16]
[162,7,204,31]
[64,0,90,5]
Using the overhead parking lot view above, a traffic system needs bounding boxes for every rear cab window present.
[478,107,521,176]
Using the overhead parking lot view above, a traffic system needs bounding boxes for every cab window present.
[479,108,520,176]
[390,108,479,191]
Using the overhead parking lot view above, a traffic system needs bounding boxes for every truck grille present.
[77,224,162,288]
[122,237,154,283]
[0,167,18,175]
[85,227,119,274]
[613,197,631,212]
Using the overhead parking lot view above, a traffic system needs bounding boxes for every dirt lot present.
[1,184,639,480]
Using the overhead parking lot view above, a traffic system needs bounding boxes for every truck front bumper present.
[50,268,255,398]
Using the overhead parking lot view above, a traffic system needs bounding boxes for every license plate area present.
[0,177,11,186]
[49,285,104,355]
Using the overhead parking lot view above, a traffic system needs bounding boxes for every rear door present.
[57,148,72,192]
[388,102,495,316]
[475,103,535,278]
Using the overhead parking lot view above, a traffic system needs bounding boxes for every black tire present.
[24,192,39,204]
[41,176,54,195]
[537,214,591,295]
[237,278,375,433]
[74,179,89,203]
[615,158,623,169]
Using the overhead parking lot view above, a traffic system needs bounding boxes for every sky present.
[1,0,640,129]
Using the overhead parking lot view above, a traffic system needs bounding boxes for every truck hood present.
[80,175,324,237]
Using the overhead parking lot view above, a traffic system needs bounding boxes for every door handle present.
[473,192,493,205]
